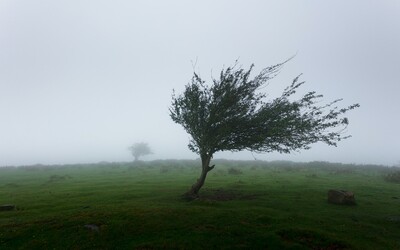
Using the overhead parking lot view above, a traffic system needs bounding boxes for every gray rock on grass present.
[0,204,16,211]
[84,224,100,232]
[328,190,356,205]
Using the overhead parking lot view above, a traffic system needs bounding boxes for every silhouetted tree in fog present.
[128,142,152,161]
[170,60,360,200]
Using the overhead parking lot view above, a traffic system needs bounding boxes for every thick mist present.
[1,1,399,166]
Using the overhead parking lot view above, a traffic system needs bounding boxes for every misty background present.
[1,1,399,166]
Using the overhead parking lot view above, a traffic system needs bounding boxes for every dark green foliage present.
[227,167,243,175]
[384,170,400,183]
[170,61,359,156]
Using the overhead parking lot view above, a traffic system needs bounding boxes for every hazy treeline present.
[1,159,397,171]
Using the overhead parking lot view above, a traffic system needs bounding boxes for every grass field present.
[0,160,399,249]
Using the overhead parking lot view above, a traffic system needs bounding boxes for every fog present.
[1,1,399,166]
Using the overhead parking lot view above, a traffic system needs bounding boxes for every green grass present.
[0,160,399,249]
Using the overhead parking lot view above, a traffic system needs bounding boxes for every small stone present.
[0,204,16,211]
[387,216,400,222]
[84,224,100,232]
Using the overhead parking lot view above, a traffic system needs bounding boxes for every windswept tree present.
[170,60,359,200]
[128,142,152,161]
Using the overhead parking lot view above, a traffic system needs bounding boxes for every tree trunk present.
[182,154,215,200]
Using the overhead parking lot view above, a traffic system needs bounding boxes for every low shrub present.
[250,166,259,171]
[330,168,354,175]
[48,174,71,182]
[305,174,318,178]
[228,167,242,175]
[384,171,400,183]
[160,166,169,173]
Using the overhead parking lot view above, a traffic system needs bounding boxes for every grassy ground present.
[0,160,399,249]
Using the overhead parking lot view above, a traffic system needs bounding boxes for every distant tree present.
[128,142,152,161]
[170,60,359,200]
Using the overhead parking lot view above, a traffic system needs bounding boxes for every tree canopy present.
[170,60,359,199]
[128,142,152,161]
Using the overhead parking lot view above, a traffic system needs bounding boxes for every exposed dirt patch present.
[199,188,258,201]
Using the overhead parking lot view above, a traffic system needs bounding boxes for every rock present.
[84,224,100,232]
[387,216,400,222]
[327,190,356,205]
[0,204,16,211]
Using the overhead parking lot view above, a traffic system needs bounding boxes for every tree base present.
[181,191,199,201]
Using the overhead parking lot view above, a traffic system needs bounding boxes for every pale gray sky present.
[1,1,399,166]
